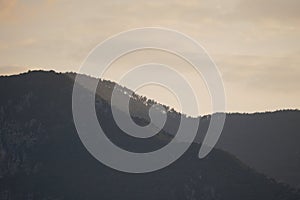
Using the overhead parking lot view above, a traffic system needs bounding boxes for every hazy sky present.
[0,0,299,114]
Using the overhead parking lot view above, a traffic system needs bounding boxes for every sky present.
[0,0,299,115]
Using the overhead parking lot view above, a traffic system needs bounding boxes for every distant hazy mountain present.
[211,111,300,188]
[0,70,299,200]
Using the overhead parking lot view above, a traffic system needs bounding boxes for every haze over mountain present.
[197,110,300,188]
[0,70,299,199]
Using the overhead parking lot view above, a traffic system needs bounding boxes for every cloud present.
[217,54,300,92]
[0,0,17,20]
[0,65,28,75]
[0,0,299,113]
[0,0,57,23]
[236,0,300,20]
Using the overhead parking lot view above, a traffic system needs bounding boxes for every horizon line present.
[1,69,300,116]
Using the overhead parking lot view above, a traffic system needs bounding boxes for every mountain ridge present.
[0,70,300,199]
[2,69,298,117]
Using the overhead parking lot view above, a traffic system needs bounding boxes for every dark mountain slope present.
[0,70,299,199]
[194,111,300,188]
[218,111,300,188]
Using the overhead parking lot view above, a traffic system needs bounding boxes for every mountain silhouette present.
[210,110,300,188]
[0,70,299,200]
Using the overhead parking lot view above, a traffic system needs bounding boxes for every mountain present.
[212,111,300,188]
[0,70,299,200]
